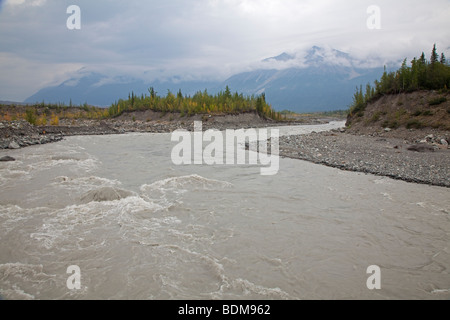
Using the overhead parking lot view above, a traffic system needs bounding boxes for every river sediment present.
[278,129,450,188]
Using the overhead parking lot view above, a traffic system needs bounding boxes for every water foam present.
[141,174,233,191]
[30,195,163,250]
[28,156,99,174]
[0,161,31,186]
[0,263,55,300]
[139,174,233,211]
[155,244,293,300]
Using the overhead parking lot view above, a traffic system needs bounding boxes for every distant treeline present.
[350,44,450,116]
[108,86,284,121]
[0,102,108,124]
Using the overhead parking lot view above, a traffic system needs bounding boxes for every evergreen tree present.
[349,44,450,113]
[148,87,156,99]
[410,57,419,90]
[417,52,427,88]
[440,53,447,65]
[429,44,441,88]
[224,86,231,99]
[430,44,439,66]
[399,58,410,91]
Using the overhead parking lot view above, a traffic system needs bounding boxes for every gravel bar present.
[278,130,450,188]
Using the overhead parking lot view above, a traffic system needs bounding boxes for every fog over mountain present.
[25,46,387,112]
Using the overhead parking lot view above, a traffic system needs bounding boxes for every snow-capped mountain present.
[25,46,386,112]
[222,46,384,111]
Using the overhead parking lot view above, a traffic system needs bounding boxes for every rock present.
[8,141,20,149]
[0,156,15,162]
[440,139,449,146]
[384,128,392,132]
[407,144,435,153]
[80,187,134,204]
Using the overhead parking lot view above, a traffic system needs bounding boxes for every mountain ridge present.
[25,46,387,113]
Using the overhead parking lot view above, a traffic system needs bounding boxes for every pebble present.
[278,131,450,188]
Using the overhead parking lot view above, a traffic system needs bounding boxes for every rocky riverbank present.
[278,129,450,188]
[0,121,64,150]
[1,113,334,151]
[3,115,448,188]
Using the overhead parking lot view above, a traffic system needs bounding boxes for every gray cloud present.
[0,0,449,100]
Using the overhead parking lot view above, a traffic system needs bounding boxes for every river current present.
[0,122,449,299]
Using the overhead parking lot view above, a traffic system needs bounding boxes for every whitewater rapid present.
[0,122,449,300]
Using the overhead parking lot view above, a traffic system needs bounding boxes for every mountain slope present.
[223,66,384,112]
[25,72,218,107]
[25,46,386,112]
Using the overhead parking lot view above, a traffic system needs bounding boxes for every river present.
[0,122,449,299]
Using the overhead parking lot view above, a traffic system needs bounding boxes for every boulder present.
[407,144,435,153]
[0,156,16,162]
[8,141,20,149]
[441,139,449,146]
[80,187,134,204]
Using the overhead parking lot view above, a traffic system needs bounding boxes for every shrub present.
[413,110,423,117]
[25,108,37,125]
[50,113,59,126]
[431,123,444,129]
[370,112,381,123]
[36,115,47,126]
[382,120,399,129]
[390,121,400,129]
[422,110,434,116]
[406,120,424,129]
[2,112,12,122]
[429,97,447,106]
[394,109,407,119]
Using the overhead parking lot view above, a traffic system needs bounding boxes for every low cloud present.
[0,0,449,101]
[6,0,47,7]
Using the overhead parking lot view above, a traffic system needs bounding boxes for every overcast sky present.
[0,0,449,101]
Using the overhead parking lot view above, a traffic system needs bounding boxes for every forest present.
[107,86,284,121]
[349,44,450,116]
